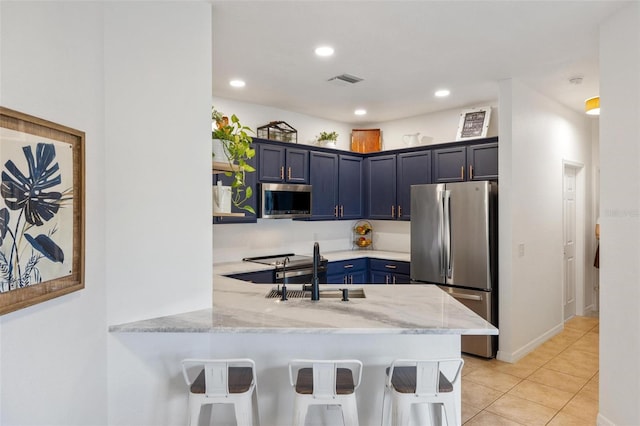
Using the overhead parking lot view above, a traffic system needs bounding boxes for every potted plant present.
[317,131,338,148]
[212,106,256,213]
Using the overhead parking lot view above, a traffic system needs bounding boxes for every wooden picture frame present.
[0,107,85,315]
[456,106,491,141]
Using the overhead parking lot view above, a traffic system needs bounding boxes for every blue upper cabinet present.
[432,146,467,182]
[309,152,363,220]
[338,155,363,219]
[309,151,339,220]
[258,143,309,183]
[365,155,397,219]
[467,142,498,181]
[433,141,498,182]
[366,151,431,221]
[396,151,431,220]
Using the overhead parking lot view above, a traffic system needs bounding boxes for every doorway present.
[563,161,585,321]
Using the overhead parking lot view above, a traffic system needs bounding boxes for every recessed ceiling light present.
[315,46,334,57]
[354,109,367,116]
[435,89,450,98]
[229,79,246,88]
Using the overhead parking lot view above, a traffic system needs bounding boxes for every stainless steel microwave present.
[260,183,312,219]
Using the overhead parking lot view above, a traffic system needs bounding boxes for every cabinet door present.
[433,146,466,183]
[338,155,364,219]
[393,273,412,284]
[467,142,498,181]
[326,273,347,284]
[309,152,339,220]
[366,155,397,219]
[349,270,369,284]
[397,151,431,221]
[213,155,258,224]
[370,270,390,284]
[286,148,309,183]
[258,144,285,182]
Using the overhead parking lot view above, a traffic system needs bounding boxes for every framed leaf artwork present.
[0,107,84,315]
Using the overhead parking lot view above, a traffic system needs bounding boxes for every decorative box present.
[257,121,297,143]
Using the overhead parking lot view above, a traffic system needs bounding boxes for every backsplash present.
[212,219,410,264]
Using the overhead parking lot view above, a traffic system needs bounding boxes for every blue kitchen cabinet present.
[396,151,431,220]
[213,155,258,224]
[309,152,339,220]
[326,258,368,284]
[467,142,498,181]
[309,153,363,220]
[365,155,397,219]
[369,259,411,284]
[433,141,498,183]
[366,151,431,220]
[338,155,364,219]
[432,146,467,182]
[258,144,309,183]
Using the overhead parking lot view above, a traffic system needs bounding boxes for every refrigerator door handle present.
[444,190,453,279]
[439,190,446,277]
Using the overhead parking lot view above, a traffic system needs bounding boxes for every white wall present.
[0,2,108,424]
[372,101,500,150]
[598,3,640,425]
[497,79,593,362]
[0,2,213,425]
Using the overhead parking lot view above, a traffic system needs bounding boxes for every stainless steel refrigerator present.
[410,181,498,358]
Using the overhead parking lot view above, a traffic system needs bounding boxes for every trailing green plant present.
[212,106,256,213]
[317,131,338,142]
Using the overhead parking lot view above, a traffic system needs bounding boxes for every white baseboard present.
[598,413,615,426]
[496,323,564,363]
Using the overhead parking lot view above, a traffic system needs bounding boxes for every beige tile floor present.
[462,315,599,425]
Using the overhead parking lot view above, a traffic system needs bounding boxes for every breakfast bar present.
[110,256,497,425]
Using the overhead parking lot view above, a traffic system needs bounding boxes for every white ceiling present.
[212,1,627,124]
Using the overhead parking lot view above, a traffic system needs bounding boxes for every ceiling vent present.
[327,73,364,86]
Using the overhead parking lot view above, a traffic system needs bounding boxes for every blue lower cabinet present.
[326,258,368,284]
[369,259,411,284]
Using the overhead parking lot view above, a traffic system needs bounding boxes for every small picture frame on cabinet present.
[456,106,491,141]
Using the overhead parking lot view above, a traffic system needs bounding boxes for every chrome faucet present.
[311,242,320,301]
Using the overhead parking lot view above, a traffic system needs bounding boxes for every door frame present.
[562,160,586,318]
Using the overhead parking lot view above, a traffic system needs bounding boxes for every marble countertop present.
[109,250,497,336]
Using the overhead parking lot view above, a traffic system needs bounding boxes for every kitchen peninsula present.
[110,250,497,425]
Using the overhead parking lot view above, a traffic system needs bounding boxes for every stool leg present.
[292,396,309,426]
[442,397,457,426]
[391,397,412,426]
[252,388,261,426]
[187,396,201,426]
[234,396,255,426]
[341,396,359,426]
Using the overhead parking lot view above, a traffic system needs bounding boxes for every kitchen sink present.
[265,287,366,299]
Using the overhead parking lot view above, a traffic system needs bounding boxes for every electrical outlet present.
[518,243,525,257]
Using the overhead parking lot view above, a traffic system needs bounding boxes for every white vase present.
[212,181,232,214]
[324,140,337,148]
[212,139,227,162]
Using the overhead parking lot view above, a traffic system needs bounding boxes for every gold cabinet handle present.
[385,275,390,285]
[340,205,344,217]
[280,166,284,180]
[334,205,338,217]
[460,166,464,180]
[398,205,402,218]
[469,165,473,180]
[344,264,354,269]
[385,265,397,269]
[288,166,292,180]
[391,205,395,218]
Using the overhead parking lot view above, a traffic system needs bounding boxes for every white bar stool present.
[288,359,363,426]
[382,358,464,426]
[181,358,260,426]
